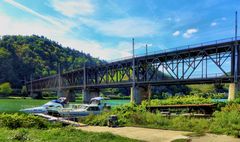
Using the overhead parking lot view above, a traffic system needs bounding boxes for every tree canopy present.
[0,35,102,88]
[0,82,13,96]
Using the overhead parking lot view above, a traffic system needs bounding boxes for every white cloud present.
[105,41,152,60]
[59,38,131,60]
[172,30,180,36]
[4,0,61,27]
[51,0,95,17]
[175,18,181,22]
[211,22,217,26]
[0,11,135,60]
[183,28,198,38]
[79,17,159,38]
[167,17,172,21]
[1,0,156,60]
[1,1,128,60]
[166,17,181,22]
[221,17,226,21]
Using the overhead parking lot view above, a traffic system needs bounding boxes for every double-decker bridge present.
[27,37,240,104]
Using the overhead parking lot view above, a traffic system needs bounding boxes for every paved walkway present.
[77,126,240,142]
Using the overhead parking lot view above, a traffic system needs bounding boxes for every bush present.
[221,104,240,112]
[0,113,62,129]
[0,82,13,96]
[210,110,240,137]
[170,116,209,132]
[21,86,28,97]
[9,129,30,141]
[145,95,212,106]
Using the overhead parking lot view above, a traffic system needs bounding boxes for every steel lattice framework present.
[27,38,240,92]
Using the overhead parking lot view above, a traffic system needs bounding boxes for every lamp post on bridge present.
[57,63,62,97]
[146,44,148,56]
[229,11,239,101]
[132,38,136,103]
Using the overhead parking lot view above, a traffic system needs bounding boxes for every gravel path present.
[77,126,240,142]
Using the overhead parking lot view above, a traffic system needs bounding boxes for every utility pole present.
[234,11,238,84]
[57,63,62,97]
[132,38,135,86]
[146,44,148,56]
[30,74,33,97]
[83,62,86,90]
[132,38,136,102]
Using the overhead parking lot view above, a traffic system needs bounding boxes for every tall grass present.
[81,99,240,137]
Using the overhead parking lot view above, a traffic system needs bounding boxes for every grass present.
[0,97,129,113]
[0,98,49,113]
[184,132,206,137]
[0,113,140,142]
[0,127,141,142]
[171,138,190,142]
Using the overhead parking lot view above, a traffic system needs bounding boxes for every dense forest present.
[0,35,101,89]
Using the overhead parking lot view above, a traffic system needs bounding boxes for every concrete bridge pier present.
[131,86,150,104]
[66,90,76,102]
[82,89,100,104]
[30,92,43,99]
[57,90,76,102]
[228,83,238,101]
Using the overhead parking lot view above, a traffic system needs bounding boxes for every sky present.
[0,0,240,61]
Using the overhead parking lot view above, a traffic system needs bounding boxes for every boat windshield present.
[79,105,88,109]
[42,102,58,107]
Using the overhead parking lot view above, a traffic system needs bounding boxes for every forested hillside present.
[0,35,101,88]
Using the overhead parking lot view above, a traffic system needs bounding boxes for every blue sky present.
[0,0,239,60]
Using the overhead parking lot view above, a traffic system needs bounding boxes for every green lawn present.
[0,127,140,142]
[0,98,49,113]
[0,98,129,113]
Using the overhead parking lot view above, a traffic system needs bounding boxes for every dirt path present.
[77,126,240,142]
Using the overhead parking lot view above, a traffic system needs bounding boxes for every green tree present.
[0,82,13,96]
[21,86,28,96]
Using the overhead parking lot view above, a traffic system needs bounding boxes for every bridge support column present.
[131,86,149,104]
[57,90,76,102]
[82,89,100,104]
[57,90,63,98]
[66,90,76,102]
[30,92,43,99]
[228,83,238,101]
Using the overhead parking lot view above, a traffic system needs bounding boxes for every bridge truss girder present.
[27,40,239,91]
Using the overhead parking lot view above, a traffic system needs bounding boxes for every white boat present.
[58,97,110,117]
[20,97,67,114]
[59,104,101,117]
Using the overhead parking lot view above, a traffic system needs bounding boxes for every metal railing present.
[107,36,240,63]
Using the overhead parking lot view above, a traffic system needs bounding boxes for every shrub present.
[221,104,240,112]
[0,113,62,129]
[145,95,212,106]
[210,110,240,137]
[170,116,209,132]
[9,129,30,141]
[21,86,28,97]
[0,82,13,96]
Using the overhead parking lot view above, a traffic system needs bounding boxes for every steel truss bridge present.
[27,37,240,92]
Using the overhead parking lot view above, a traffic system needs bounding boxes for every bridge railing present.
[186,73,228,79]
[107,36,240,63]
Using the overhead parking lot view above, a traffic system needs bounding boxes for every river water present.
[105,99,130,106]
